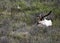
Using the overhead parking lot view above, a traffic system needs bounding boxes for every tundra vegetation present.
[0,0,60,43]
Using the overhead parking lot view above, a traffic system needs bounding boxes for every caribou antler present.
[44,11,52,17]
[40,11,52,20]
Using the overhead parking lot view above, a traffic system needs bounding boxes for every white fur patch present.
[38,19,52,27]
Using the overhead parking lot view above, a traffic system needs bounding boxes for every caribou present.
[37,11,52,27]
